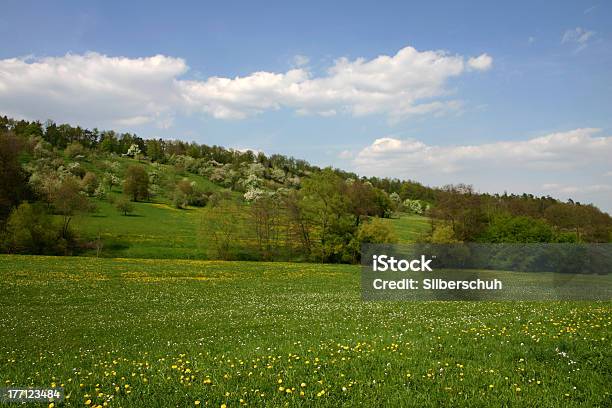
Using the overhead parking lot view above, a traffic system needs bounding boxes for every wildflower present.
[195,401,200,406]
[300,383,306,387]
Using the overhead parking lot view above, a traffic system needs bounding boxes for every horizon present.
[1,0,611,212]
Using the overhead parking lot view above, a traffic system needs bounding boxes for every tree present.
[478,215,554,243]
[115,197,135,216]
[126,143,142,159]
[3,202,62,254]
[0,131,31,222]
[65,142,86,158]
[200,198,242,260]
[103,172,120,191]
[429,224,460,243]
[52,177,93,239]
[249,194,281,259]
[81,172,99,196]
[173,179,194,208]
[123,165,149,201]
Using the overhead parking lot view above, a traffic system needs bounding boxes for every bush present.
[115,197,135,216]
[65,142,86,158]
[3,202,67,254]
[123,165,149,201]
[93,185,107,200]
[81,172,99,196]
[357,218,398,244]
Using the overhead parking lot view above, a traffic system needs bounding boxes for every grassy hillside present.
[1,255,610,407]
[383,212,431,243]
[67,156,432,260]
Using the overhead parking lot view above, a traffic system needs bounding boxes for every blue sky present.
[1,1,611,211]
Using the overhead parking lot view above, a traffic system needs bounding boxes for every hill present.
[1,115,611,263]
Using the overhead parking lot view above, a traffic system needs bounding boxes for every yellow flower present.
[489,384,494,388]
[48,404,55,408]
[221,404,227,408]
[195,401,201,405]
[300,383,306,387]
[85,400,92,406]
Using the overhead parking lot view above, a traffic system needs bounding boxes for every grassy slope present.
[383,213,431,243]
[73,156,433,259]
[0,255,610,407]
[73,156,225,259]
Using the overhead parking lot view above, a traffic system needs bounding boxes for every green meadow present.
[1,255,610,407]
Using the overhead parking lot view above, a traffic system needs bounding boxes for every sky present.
[1,0,611,212]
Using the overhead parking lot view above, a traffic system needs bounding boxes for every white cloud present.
[355,128,612,174]
[0,46,492,125]
[0,52,186,127]
[467,53,493,71]
[561,27,595,51]
[353,128,612,211]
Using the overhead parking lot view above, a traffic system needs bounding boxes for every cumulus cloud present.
[467,53,493,71]
[353,128,612,211]
[561,27,595,51]
[355,128,612,173]
[0,52,186,128]
[0,46,492,125]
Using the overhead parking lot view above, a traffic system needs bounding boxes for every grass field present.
[1,255,610,407]
[382,213,431,243]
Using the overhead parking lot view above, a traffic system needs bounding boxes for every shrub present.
[3,202,66,254]
[65,142,86,158]
[93,185,107,200]
[115,197,135,216]
[357,218,398,244]
[81,172,99,196]
[123,165,149,201]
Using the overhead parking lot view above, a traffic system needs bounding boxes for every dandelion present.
[195,401,200,406]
